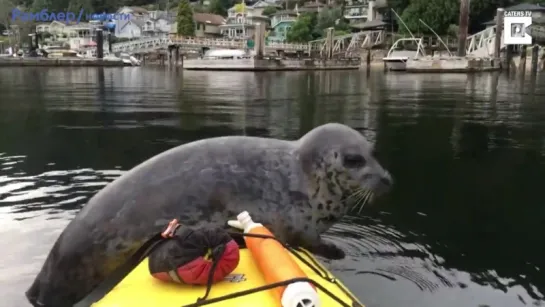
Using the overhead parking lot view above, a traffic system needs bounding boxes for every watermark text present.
[11,8,131,24]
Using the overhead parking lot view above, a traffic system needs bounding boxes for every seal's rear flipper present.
[25,273,49,307]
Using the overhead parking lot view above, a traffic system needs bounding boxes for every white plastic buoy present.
[229,211,321,307]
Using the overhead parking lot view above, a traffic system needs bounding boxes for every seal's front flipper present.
[307,239,346,260]
[296,233,346,260]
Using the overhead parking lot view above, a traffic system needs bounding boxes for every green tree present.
[286,13,316,42]
[399,0,458,35]
[177,0,195,36]
[315,8,348,37]
[208,0,234,16]
[0,0,14,30]
[262,6,277,17]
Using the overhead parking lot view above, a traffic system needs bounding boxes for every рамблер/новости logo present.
[11,8,131,23]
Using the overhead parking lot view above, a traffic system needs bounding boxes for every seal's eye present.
[343,154,366,168]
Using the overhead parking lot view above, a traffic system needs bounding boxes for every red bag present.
[148,226,240,285]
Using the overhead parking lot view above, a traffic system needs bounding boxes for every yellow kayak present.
[93,248,364,307]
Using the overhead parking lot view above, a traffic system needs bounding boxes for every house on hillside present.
[169,13,226,37]
[296,2,326,14]
[170,13,225,38]
[142,10,174,36]
[194,13,226,37]
[347,0,388,32]
[219,1,279,39]
[117,6,150,20]
[250,0,283,16]
[267,10,297,43]
[115,19,144,38]
[115,9,173,38]
[344,0,368,24]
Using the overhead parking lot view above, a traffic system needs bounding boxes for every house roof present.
[128,6,150,14]
[250,0,282,8]
[194,13,226,25]
[302,2,325,8]
[482,4,545,25]
[273,10,297,16]
[349,19,389,30]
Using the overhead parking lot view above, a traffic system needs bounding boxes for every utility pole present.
[457,0,469,56]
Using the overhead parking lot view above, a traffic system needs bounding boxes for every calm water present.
[1,67,545,307]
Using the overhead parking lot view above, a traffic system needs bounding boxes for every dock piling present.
[506,45,513,72]
[531,44,539,76]
[519,45,527,76]
[494,8,504,61]
[325,27,334,59]
[457,0,470,56]
[96,29,104,59]
[175,47,180,66]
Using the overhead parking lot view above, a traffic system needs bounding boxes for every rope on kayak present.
[182,277,351,307]
[182,231,363,307]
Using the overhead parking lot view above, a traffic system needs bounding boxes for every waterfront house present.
[142,10,174,36]
[114,6,150,38]
[220,1,280,39]
[344,0,368,25]
[267,10,297,43]
[115,19,145,38]
[35,21,97,49]
[194,13,226,37]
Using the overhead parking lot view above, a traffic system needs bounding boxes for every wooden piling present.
[96,29,104,59]
[325,27,334,59]
[531,44,539,76]
[519,45,527,75]
[175,47,180,66]
[457,0,470,56]
[366,48,371,68]
[506,45,513,71]
[254,22,265,59]
[494,8,504,60]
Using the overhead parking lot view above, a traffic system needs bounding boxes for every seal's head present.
[297,123,392,213]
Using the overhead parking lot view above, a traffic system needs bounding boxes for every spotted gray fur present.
[26,123,392,307]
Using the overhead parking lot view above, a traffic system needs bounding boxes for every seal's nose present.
[380,171,393,187]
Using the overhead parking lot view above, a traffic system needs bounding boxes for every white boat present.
[77,49,140,66]
[118,52,141,66]
[43,45,81,58]
[183,49,254,70]
[202,49,252,59]
[383,38,426,71]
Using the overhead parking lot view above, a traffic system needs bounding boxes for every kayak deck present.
[93,248,363,307]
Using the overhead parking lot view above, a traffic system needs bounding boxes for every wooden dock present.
[0,57,126,67]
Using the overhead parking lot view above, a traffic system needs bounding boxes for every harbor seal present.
[26,123,392,307]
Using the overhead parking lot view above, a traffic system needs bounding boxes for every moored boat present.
[383,38,426,71]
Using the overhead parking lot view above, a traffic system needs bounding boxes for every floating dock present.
[405,56,501,73]
[0,57,126,67]
[182,58,361,71]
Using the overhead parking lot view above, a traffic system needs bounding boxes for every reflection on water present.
[1,67,545,307]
